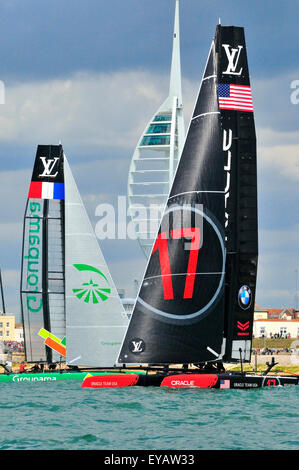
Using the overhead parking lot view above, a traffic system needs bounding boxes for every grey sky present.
[0,0,298,318]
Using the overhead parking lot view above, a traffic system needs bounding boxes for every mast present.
[127,0,185,258]
[20,145,128,366]
[20,145,65,363]
[119,23,258,367]
[0,269,6,314]
[215,26,258,363]
[118,37,226,366]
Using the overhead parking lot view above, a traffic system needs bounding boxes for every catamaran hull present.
[81,372,299,389]
[0,371,144,383]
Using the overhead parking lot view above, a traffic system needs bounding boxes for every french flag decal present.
[28,181,65,200]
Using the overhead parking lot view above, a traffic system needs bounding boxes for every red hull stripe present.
[81,374,140,388]
[161,374,219,388]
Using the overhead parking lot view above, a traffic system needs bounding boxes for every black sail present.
[215,26,258,362]
[20,145,65,363]
[118,40,226,365]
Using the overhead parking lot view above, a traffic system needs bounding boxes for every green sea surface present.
[0,381,298,450]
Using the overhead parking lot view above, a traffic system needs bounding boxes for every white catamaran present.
[20,145,128,373]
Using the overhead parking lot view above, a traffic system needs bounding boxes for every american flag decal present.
[220,379,230,389]
[218,83,253,112]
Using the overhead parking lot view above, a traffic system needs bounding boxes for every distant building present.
[121,298,135,319]
[0,315,15,341]
[117,289,126,299]
[15,323,24,343]
[119,286,138,319]
[254,304,268,320]
[253,304,299,338]
[0,316,24,344]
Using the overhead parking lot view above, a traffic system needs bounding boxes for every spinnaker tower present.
[127,0,185,258]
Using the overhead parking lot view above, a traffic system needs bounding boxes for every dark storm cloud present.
[0,0,297,82]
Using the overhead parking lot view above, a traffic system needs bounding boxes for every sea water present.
[0,381,298,450]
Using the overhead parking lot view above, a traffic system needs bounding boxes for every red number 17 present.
[152,228,200,300]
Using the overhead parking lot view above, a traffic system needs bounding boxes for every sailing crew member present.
[19,361,26,373]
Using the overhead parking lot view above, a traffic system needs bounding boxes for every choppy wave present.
[0,382,298,450]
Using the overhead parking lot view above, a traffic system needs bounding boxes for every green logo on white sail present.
[72,264,111,303]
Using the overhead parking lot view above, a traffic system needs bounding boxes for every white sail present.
[127,0,185,259]
[64,155,128,367]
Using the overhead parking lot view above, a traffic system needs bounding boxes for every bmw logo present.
[238,285,252,309]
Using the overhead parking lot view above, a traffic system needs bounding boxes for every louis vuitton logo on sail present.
[222,44,243,76]
[39,157,59,178]
[129,338,145,354]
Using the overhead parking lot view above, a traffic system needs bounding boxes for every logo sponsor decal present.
[38,328,66,356]
[222,44,243,76]
[171,380,195,387]
[161,374,218,388]
[38,157,59,178]
[218,83,253,112]
[28,181,64,200]
[23,201,43,313]
[220,379,230,389]
[28,151,64,200]
[82,374,139,388]
[129,338,145,354]
[237,320,250,337]
[72,264,111,303]
[233,382,259,388]
[138,205,225,322]
[262,376,281,387]
[238,285,252,310]
[12,375,57,383]
[223,128,232,235]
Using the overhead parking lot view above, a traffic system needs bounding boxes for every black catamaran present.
[82,23,298,389]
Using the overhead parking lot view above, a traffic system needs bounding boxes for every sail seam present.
[169,190,224,199]
[144,272,225,281]
[192,111,220,120]
[67,325,126,328]
[65,233,94,236]
[202,74,217,81]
